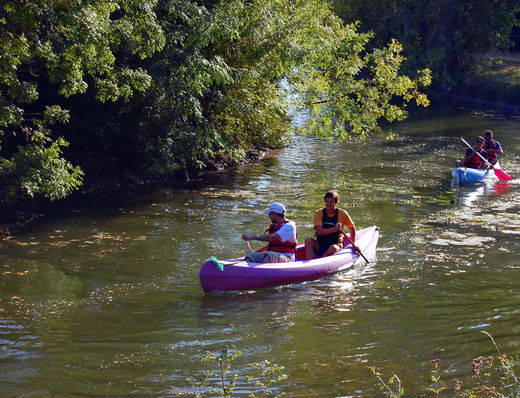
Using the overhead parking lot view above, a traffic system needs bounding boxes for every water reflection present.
[1,104,520,397]
[452,180,512,207]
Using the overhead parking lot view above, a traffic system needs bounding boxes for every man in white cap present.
[242,203,298,263]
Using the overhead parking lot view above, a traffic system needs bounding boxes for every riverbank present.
[449,52,520,111]
[1,52,519,234]
[0,147,271,238]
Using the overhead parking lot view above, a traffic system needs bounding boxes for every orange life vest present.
[266,221,297,254]
[464,149,488,168]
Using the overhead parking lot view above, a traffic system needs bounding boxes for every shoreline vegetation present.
[0,0,433,206]
[1,1,519,228]
[0,75,518,237]
[0,54,518,236]
[185,331,519,397]
[451,52,520,112]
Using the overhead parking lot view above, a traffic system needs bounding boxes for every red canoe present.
[199,225,380,292]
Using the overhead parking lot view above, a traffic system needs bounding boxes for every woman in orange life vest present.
[242,203,298,263]
[304,190,357,260]
[456,136,489,169]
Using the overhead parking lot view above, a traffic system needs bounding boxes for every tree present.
[0,0,165,201]
[134,0,430,177]
[1,0,430,202]
[332,0,520,88]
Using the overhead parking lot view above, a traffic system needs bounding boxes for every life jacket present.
[465,149,488,168]
[266,220,297,254]
[484,140,500,162]
[317,209,342,248]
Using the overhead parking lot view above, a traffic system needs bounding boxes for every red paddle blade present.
[494,168,512,181]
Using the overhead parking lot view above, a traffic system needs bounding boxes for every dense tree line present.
[333,0,520,88]
[2,0,515,203]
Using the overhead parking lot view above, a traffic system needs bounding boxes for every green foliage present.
[462,55,520,104]
[334,0,520,88]
[0,0,164,202]
[191,349,287,397]
[1,0,431,202]
[371,332,520,398]
[0,137,83,201]
[370,367,405,397]
[246,360,288,397]
[456,332,520,398]
[427,360,447,397]
[137,0,430,175]
[293,28,431,139]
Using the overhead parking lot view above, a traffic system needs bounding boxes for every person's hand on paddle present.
[459,136,512,181]
[242,233,256,241]
[335,222,342,231]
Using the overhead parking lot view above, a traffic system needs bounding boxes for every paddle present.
[340,228,369,263]
[459,137,512,181]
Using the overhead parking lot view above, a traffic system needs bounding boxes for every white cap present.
[265,203,286,214]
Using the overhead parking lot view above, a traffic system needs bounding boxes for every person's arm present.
[348,225,356,243]
[242,232,277,252]
[462,147,475,163]
[496,142,504,155]
[243,222,295,250]
[339,210,356,242]
[487,142,503,156]
[243,232,280,242]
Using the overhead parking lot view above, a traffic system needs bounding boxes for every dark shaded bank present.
[1,88,518,237]
[451,52,520,111]
[0,148,269,237]
[429,90,520,114]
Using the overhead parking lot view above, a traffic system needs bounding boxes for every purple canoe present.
[199,225,380,292]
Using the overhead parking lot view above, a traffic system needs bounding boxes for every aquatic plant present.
[191,349,287,397]
[427,359,447,397]
[456,332,520,398]
[370,367,405,398]
[371,332,520,397]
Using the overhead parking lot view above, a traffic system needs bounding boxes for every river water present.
[1,104,519,397]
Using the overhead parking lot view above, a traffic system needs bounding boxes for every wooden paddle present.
[340,228,369,263]
[460,137,512,181]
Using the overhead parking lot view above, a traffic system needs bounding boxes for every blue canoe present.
[452,162,500,185]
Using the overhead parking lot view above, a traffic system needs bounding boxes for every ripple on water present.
[0,113,519,397]
[0,319,41,361]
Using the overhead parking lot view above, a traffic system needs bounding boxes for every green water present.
[1,104,519,397]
